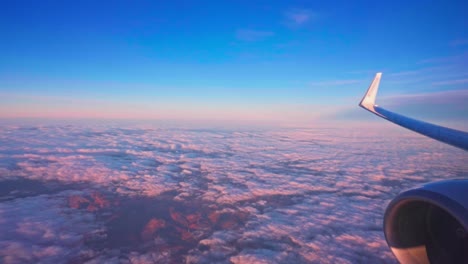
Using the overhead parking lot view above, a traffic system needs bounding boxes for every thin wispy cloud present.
[379,66,467,86]
[309,79,362,86]
[418,51,468,64]
[332,89,468,124]
[235,29,274,42]
[285,8,315,27]
[377,89,468,122]
[348,69,381,75]
[383,66,449,84]
[381,89,468,104]
[387,69,425,77]
[450,39,468,47]
[432,78,468,86]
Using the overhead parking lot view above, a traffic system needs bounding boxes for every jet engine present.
[359,73,468,263]
[384,179,468,264]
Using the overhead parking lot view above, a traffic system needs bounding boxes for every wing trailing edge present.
[359,73,468,151]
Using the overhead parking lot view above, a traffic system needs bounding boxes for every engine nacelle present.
[384,179,468,264]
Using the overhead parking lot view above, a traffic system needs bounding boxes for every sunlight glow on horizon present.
[0,93,333,124]
[0,1,467,123]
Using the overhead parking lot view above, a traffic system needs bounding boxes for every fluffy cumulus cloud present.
[0,122,467,263]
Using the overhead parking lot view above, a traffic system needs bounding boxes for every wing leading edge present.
[359,73,468,151]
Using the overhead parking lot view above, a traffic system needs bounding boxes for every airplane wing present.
[359,73,468,151]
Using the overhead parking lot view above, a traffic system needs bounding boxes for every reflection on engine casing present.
[384,179,468,264]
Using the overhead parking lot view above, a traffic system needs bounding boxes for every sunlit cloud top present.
[0,122,466,262]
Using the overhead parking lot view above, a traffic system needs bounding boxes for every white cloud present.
[0,123,466,263]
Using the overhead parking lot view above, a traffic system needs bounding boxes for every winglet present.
[359,72,382,112]
[358,72,468,151]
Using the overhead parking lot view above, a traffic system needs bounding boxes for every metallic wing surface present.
[359,73,468,264]
[359,73,468,151]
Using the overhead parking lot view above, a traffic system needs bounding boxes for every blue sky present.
[0,0,467,123]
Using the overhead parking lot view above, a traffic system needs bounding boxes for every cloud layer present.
[0,122,467,263]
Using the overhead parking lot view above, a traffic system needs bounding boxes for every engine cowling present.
[384,179,468,264]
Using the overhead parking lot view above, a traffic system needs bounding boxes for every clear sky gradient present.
[1,0,467,124]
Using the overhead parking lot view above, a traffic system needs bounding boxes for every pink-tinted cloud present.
[0,122,466,263]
